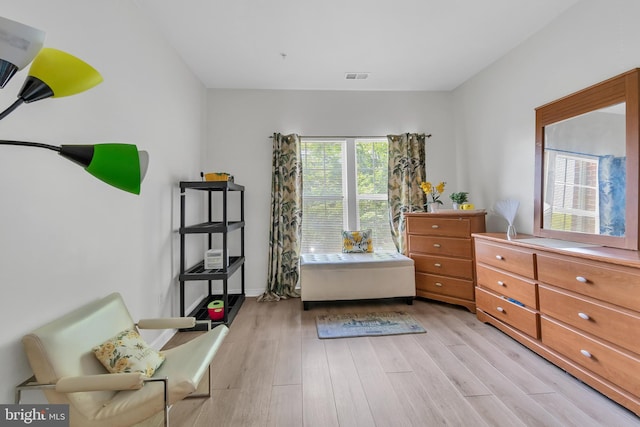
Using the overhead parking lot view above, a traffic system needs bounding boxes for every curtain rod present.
[268,134,432,139]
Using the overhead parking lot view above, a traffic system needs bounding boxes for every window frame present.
[300,137,392,253]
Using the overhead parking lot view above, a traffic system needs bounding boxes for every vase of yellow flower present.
[420,181,446,213]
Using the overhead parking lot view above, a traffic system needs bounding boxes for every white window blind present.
[301,138,395,253]
[549,152,599,233]
[355,139,395,251]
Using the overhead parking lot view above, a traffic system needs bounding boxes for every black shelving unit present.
[179,181,245,330]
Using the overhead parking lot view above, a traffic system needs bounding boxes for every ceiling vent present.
[345,72,369,80]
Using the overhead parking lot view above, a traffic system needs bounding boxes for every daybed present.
[300,251,416,309]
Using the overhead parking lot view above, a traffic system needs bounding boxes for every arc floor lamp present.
[0,16,148,194]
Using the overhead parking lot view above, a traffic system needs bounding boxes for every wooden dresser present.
[404,211,486,313]
[474,233,640,416]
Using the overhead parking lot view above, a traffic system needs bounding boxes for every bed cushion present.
[301,251,414,269]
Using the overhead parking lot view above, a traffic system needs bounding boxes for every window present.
[545,151,599,233]
[300,138,395,253]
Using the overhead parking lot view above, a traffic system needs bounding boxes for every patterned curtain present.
[258,133,303,302]
[387,133,427,254]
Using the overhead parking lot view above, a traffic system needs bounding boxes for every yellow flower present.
[420,181,446,205]
[115,357,131,372]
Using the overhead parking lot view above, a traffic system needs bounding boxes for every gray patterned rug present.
[316,311,426,339]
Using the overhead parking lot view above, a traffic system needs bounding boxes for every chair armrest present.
[56,373,146,393]
[15,373,152,403]
[137,317,197,329]
[17,374,170,427]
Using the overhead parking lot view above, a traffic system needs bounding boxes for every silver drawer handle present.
[431,225,439,229]
[578,312,590,320]
[496,306,505,313]
[435,282,443,287]
[576,276,587,283]
[433,243,441,248]
[497,281,505,286]
[580,349,592,358]
[496,255,504,260]
[434,263,442,267]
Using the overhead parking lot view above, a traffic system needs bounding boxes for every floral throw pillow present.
[342,229,374,253]
[93,328,165,377]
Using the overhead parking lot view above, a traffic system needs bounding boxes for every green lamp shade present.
[60,144,148,195]
[19,47,103,103]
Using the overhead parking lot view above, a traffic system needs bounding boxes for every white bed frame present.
[300,252,416,310]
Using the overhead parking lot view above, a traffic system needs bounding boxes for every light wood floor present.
[164,297,640,426]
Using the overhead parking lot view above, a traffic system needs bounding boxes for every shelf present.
[179,180,245,324]
[184,294,246,331]
[180,256,245,281]
[180,220,245,234]
[180,181,245,191]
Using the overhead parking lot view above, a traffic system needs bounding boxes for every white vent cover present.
[345,72,369,80]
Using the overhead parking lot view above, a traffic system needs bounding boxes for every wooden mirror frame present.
[534,68,640,250]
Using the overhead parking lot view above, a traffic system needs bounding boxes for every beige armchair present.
[15,292,228,427]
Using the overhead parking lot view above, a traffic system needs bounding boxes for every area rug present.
[316,311,426,339]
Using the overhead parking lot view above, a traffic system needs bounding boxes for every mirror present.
[534,69,640,250]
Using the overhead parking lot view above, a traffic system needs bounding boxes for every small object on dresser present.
[420,181,446,211]
[493,199,519,240]
[207,300,224,321]
[450,192,469,209]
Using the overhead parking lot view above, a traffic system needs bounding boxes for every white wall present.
[0,0,205,403]
[206,90,456,296]
[453,0,640,234]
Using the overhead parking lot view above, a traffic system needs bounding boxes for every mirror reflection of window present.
[543,102,626,237]
[544,151,599,234]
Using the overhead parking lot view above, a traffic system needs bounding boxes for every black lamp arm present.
[0,139,61,152]
[0,99,25,121]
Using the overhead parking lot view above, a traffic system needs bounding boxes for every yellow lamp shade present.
[28,47,102,98]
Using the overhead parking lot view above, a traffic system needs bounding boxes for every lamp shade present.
[0,16,45,88]
[59,143,148,195]
[18,47,103,103]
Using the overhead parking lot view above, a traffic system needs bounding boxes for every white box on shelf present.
[205,249,224,269]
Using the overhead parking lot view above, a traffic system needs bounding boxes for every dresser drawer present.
[476,287,540,338]
[416,273,474,300]
[474,240,535,278]
[476,264,538,308]
[539,285,640,355]
[406,216,470,238]
[537,253,640,312]
[541,316,640,397]
[408,235,471,258]
[411,254,473,280]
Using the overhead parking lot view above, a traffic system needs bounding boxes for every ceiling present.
[134,0,581,92]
